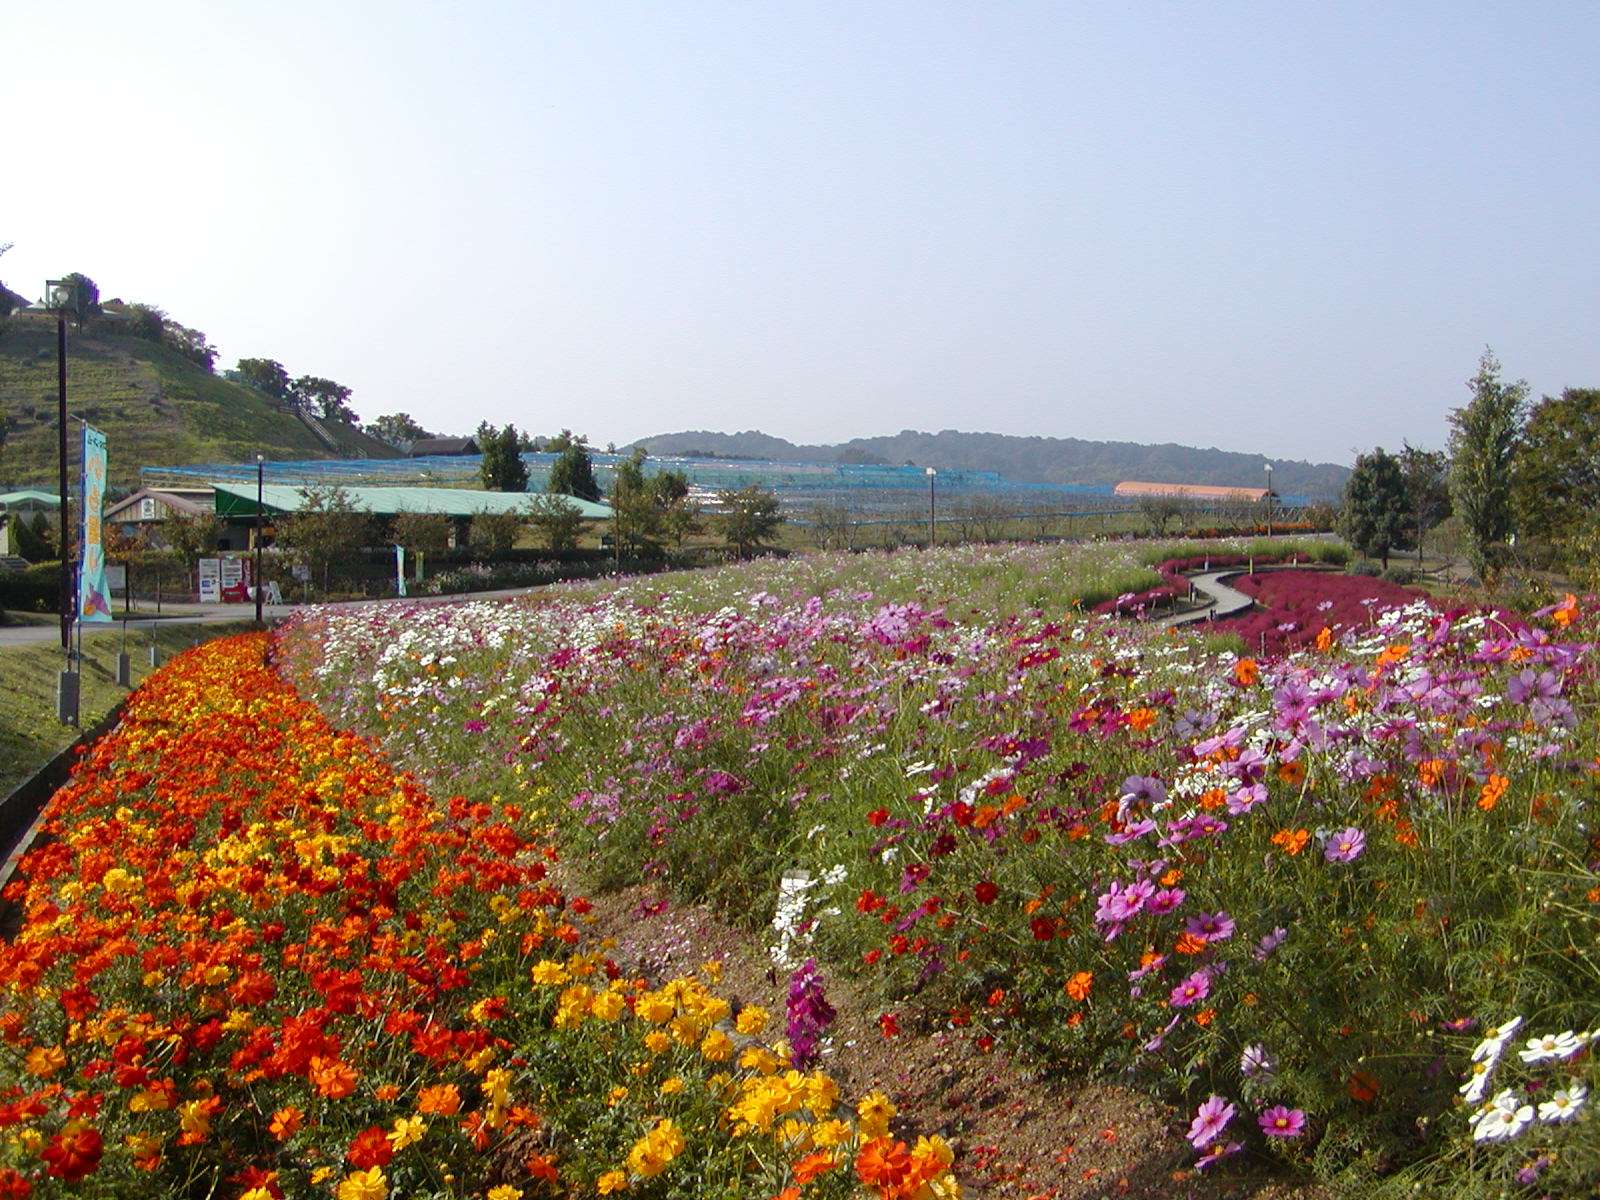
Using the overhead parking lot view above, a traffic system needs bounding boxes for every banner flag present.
[395,545,407,597]
[78,424,113,622]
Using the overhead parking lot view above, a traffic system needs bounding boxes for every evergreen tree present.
[1338,447,1408,568]
[1399,442,1451,567]
[479,424,530,492]
[1449,349,1528,581]
[547,438,601,501]
[717,485,784,558]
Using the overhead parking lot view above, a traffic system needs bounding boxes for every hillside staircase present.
[293,405,342,454]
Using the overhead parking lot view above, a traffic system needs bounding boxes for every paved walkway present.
[1154,570,1255,629]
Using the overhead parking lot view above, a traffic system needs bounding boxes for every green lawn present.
[0,622,252,796]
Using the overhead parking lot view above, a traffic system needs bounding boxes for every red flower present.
[42,1124,102,1182]
[973,880,999,905]
[1030,915,1056,941]
[347,1125,394,1169]
[878,1012,900,1038]
[866,807,889,827]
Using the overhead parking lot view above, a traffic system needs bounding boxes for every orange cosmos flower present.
[1271,828,1310,856]
[1478,774,1509,811]
[269,1107,304,1140]
[793,1149,838,1184]
[310,1056,358,1100]
[415,1083,462,1116]
[1233,659,1260,686]
[1418,759,1447,788]
[1065,971,1093,1001]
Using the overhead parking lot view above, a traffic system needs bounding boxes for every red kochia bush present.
[1211,570,1429,653]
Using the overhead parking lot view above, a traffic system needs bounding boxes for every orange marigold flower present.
[1551,593,1579,628]
[1174,931,1208,956]
[855,1137,912,1190]
[1127,707,1157,732]
[793,1149,838,1184]
[416,1084,462,1117]
[1065,971,1093,1002]
[1478,774,1509,811]
[1418,759,1447,788]
[1271,828,1310,856]
[1314,626,1334,652]
[270,1107,304,1141]
[1347,1070,1381,1103]
[1233,658,1260,687]
[310,1056,358,1100]
[1376,642,1410,667]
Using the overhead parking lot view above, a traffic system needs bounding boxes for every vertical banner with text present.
[78,423,113,621]
[395,545,407,597]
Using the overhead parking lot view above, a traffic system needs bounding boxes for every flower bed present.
[0,634,945,1199]
[1210,569,1432,654]
[280,549,1600,1195]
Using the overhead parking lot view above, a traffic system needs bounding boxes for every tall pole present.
[1264,463,1273,538]
[926,467,936,547]
[57,316,70,652]
[254,455,265,626]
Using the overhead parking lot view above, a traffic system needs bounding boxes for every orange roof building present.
[1113,481,1271,503]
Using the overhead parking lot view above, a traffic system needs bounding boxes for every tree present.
[1511,388,1600,549]
[123,302,167,342]
[1398,443,1451,567]
[1449,349,1528,581]
[53,272,100,329]
[162,511,223,591]
[525,493,586,551]
[274,485,373,596]
[391,510,451,554]
[479,424,530,492]
[547,438,601,502]
[163,319,218,372]
[1338,447,1408,568]
[291,376,357,423]
[807,502,855,550]
[608,450,663,557]
[469,510,523,553]
[718,485,784,558]
[234,358,292,401]
[365,413,432,447]
[1136,495,1187,537]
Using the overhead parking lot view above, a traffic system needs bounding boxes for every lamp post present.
[47,280,74,652]
[925,467,937,547]
[1264,463,1273,538]
[254,455,265,626]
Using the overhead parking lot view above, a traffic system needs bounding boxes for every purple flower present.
[1120,774,1168,809]
[1226,783,1267,815]
[1253,927,1287,962]
[1184,911,1235,943]
[1195,1140,1240,1170]
[1258,1105,1306,1138]
[1324,826,1366,864]
[1240,1043,1276,1079]
[785,959,835,1069]
[1147,887,1185,915]
[1095,879,1153,924]
[1169,970,1211,1008]
[1186,1094,1236,1148]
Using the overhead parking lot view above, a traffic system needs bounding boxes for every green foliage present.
[1338,447,1409,568]
[609,450,664,557]
[365,412,431,447]
[1449,349,1528,581]
[1512,387,1600,551]
[233,357,291,400]
[547,434,601,501]
[716,484,784,557]
[274,484,373,594]
[289,375,356,423]
[1398,442,1450,565]
[10,511,51,562]
[53,272,100,329]
[390,509,451,553]
[468,509,523,553]
[525,492,586,551]
[161,510,222,571]
[478,423,530,492]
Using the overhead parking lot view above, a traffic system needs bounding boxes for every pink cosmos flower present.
[1324,826,1366,863]
[1170,970,1211,1008]
[1258,1105,1306,1138]
[1186,1094,1235,1148]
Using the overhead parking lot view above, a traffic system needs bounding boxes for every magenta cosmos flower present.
[1169,969,1211,1008]
[1186,1094,1236,1148]
[1258,1105,1306,1137]
[1324,826,1366,863]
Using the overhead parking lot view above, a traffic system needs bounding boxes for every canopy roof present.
[212,482,612,520]
[0,490,63,508]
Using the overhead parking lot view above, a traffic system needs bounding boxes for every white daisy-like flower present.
[1459,1058,1494,1103]
[1537,1084,1586,1123]
[1471,1016,1524,1061]
[1519,1030,1583,1064]
[1472,1089,1533,1142]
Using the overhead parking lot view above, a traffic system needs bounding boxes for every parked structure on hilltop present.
[1113,481,1272,503]
[408,437,480,457]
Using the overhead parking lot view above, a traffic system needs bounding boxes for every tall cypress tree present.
[1449,349,1527,582]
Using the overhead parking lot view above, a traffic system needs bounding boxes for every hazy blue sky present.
[6,2,1597,465]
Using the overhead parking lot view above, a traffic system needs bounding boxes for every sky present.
[4,2,1597,466]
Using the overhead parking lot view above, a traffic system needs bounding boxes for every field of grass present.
[0,313,397,489]
[0,621,251,795]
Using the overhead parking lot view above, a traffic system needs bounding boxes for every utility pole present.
[925,467,936,547]
[254,455,266,626]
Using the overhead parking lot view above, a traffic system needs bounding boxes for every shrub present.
[1348,559,1381,577]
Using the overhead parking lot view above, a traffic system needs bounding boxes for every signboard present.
[105,563,127,593]
[220,558,244,589]
[395,545,407,597]
[77,424,113,622]
[292,563,311,583]
[198,557,221,602]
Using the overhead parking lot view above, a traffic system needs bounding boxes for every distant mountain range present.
[624,429,1350,499]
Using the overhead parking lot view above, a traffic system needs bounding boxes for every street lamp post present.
[925,467,937,547]
[254,455,265,626]
[51,286,72,652]
[1264,463,1273,538]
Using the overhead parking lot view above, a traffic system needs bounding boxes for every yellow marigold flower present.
[487,1188,523,1200]
[597,1169,628,1194]
[484,1068,512,1115]
[811,1118,851,1148]
[857,1091,896,1140]
[635,992,675,1024]
[101,867,140,894]
[669,1014,703,1046]
[387,1115,426,1152]
[643,1030,671,1055]
[700,1029,734,1062]
[531,960,570,986]
[591,990,625,1022]
[912,1134,955,1169]
[465,1047,495,1074]
[776,1116,811,1146]
[179,1098,215,1140]
[739,1046,780,1075]
[24,1046,66,1078]
[734,1005,769,1035]
[123,1132,163,1159]
[608,1086,630,1106]
[129,1086,172,1112]
[659,1077,685,1096]
[241,1190,274,1200]
[700,959,724,982]
[804,1072,840,1117]
[626,1117,686,1178]
[337,1167,388,1200]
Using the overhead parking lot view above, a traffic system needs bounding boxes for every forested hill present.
[624,428,1351,498]
[0,314,398,489]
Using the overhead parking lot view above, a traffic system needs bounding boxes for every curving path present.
[1155,570,1255,629]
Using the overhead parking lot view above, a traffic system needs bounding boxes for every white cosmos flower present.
[1459,1058,1494,1103]
[1472,1089,1533,1142]
[1537,1084,1586,1123]
[1471,1016,1524,1061]
[1519,1030,1583,1064]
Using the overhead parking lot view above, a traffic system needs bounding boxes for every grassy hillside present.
[0,313,399,489]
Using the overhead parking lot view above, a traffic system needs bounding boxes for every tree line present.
[1338,349,1597,588]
